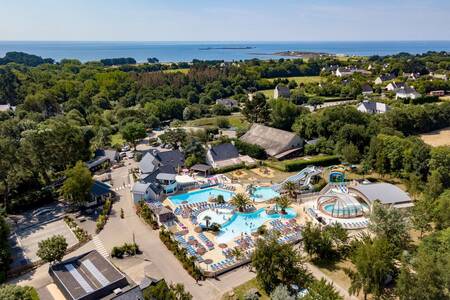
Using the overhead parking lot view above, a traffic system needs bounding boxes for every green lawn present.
[265,75,322,84]
[259,89,274,98]
[186,114,249,130]
[162,68,190,74]
[111,133,125,148]
[222,278,269,300]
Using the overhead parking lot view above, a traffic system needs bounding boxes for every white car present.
[121,145,130,152]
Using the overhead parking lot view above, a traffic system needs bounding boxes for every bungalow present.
[395,86,421,100]
[216,98,238,109]
[430,90,445,96]
[206,143,255,169]
[357,100,390,114]
[403,72,421,80]
[335,67,371,77]
[274,85,290,99]
[0,103,16,112]
[86,180,113,207]
[429,72,448,81]
[240,124,304,160]
[385,82,406,91]
[86,149,120,172]
[374,74,395,85]
[361,84,373,95]
[131,149,184,202]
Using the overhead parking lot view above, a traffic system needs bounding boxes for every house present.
[147,202,176,224]
[50,250,130,300]
[395,86,421,99]
[374,74,395,85]
[131,149,184,202]
[357,100,390,114]
[274,84,290,99]
[335,67,371,77]
[216,98,238,108]
[385,82,406,91]
[206,143,255,169]
[361,84,373,95]
[86,149,120,172]
[350,182,413,209]
[240,124,304,160]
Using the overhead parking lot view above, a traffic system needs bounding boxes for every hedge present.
[265,155,340,172]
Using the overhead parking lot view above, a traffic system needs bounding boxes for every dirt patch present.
[420,127,450,147]
[250,167,275,178]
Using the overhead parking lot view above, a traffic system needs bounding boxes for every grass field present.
[440,95,450,102]
[265,75,322,84]
[186,114,249,130]
[420,127,450,147]
[222,278,269,300]
[162,68,190,74]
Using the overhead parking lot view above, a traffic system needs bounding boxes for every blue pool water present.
[168,188,235,206]
[216,208,296,243]
[323,203,368,215]
[250,187,280,202]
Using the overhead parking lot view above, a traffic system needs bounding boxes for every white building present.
[357,100,390,114]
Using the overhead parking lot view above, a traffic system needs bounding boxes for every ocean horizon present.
[1,40,450,63]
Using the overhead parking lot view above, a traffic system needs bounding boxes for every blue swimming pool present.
[249,187,280,202]
[216,208,297,243]
[168,188,235,206]
[323,203,368,216]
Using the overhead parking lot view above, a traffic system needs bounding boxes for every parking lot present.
[11,219,78,268]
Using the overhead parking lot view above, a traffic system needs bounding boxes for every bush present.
[265,155,340,172]
[96,214,107,233]
[111,242,140,258]
[212,163,245,174]
[235,139,267,159]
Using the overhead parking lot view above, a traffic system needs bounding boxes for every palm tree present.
[247,184,256,196]
[282,181,298,200]
[275,196,292,214]
[230,193,251,212]
[203,215,211,229]
[230,247,244,261]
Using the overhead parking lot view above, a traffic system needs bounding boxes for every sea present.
[0,41,449,63]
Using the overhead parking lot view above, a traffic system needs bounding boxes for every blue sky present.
[1,0,449,41]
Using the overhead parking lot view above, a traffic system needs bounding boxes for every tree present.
[302,222,334,261]
[346,238,395,300]
[395,228,450,300]
[339,143,361,164]
[230,193,251,212]
[434,189,450,230]
[230,247,244,261]
[270,284,295,300]
[242,92,269,123]
[159,128,187,149]
[0,214,10,283]
[120,121,146,149]
[307,97,324,110]
[60,161,93,207]
[275,196,292,214]
[282,181,297,200]
[0,284,39,300]
[36,235,68,263]
[269,98,304,131]
[252,233,311,293]
[411,195,433,238]
[304,279,343,300]
[368,201,410,255]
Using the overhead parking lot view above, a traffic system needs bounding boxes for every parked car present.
[121,145,130,152]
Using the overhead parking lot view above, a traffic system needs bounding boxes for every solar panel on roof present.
[82,259,110,287]
[64,263,94,293]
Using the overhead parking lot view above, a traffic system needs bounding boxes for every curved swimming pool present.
[216,208,296,243]
[168,188,235,206]
[249,186,280,202]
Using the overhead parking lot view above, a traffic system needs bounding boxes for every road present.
[304,99,357,112]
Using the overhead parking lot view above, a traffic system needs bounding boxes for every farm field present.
[420,127,450,147]
[162,68,190,74]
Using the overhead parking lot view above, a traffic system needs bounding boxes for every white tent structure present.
[317,192,366,218]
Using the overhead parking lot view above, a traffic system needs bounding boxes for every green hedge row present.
[265,155,340,172]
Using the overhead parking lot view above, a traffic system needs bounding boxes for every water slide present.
[272,166,322,191]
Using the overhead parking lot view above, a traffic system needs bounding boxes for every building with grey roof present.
[274,84,290,99]
[50,250,129,300]
[357,101,390,114]
[216,98,238,108]
[206,143,255,169]
[240,124,303,159]
[350,183,412,208]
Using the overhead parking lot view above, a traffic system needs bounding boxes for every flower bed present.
[64,216,89,242]
[96,199,112,233]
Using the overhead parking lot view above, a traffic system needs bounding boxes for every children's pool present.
[168,188,235,206]
[216,208,297,243]
[197,208,234,227]
[249,187,280,202]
